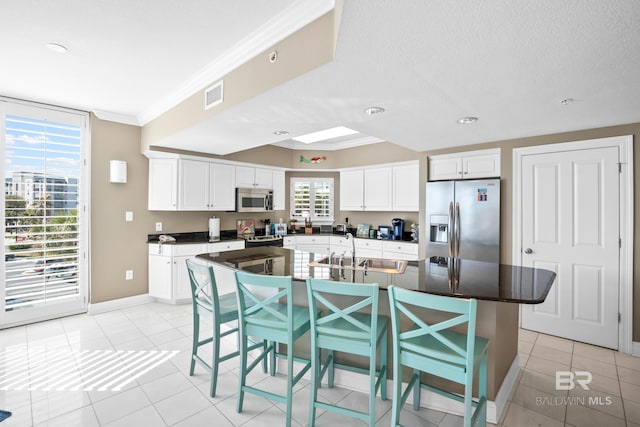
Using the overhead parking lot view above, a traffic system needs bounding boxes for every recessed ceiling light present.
[560,98,574,105]
[293,126,359,144]
[273,130,289,136]
[456,116,478,124]
[364,106,385,115]
[46,43,68,54]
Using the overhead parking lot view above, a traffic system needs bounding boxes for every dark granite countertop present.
[197,247,556,304]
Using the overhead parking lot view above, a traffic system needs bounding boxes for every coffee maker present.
[391,218,404,240]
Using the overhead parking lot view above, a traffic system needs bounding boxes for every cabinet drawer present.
[354,238,383,250]
[329,236,350,246]
[208,240,244,252]
[283,236,296,247]
[382,241,419,256]
[295,235,330,245]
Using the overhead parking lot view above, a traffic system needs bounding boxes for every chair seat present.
[245,303,310,340]
[317,313,387,353]
[402,329,489,371]
[196,292,239,324]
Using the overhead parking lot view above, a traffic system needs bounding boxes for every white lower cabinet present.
[148,241,243,304]
[329,235,353,257]
[382,241,419,261]
[294,235,330,255]
[354,238,383,258]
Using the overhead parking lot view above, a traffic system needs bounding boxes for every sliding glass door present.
[1,100,88,327]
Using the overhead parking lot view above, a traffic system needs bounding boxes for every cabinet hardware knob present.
[524,248,533,254]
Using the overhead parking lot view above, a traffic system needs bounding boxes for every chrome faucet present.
[346,232,356,267]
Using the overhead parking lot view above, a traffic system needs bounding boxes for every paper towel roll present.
[209,217,220,240]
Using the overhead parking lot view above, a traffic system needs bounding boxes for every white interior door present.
[519,146,620,349]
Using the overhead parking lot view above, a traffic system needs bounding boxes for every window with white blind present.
[290,177,334,224]
[1,99,88,326]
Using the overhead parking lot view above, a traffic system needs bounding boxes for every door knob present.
[524,248,533,254]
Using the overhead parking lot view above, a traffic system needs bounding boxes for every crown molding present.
[92,109,140,126]
[136,0,336,126]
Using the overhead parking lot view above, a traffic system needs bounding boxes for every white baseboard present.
[276,355,519,424]
[88,294,155,315]
[632,341,640,356]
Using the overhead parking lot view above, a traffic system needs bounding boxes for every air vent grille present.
[204,80,224,110]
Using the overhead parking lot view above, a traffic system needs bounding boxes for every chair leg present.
[270,340,276,376]
[209,325,220,397]
[463,369,473,427]
[285,342,294,427]
[368,352,376,427]
[479,354,488,427]
[391,358,402,427]
[413,369,421,410]
[381,328,388,400]
[308,344,319,427]
[236,333,247,413]
[190,312,199,376]
[328,349,334,388]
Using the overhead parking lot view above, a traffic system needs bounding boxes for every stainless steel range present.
[244,235,283,248]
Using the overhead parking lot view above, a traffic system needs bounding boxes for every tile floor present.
[0,302,639,426]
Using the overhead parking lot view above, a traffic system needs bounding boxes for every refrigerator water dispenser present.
[429,215,449,243]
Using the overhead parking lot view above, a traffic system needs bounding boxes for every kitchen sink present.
[308,256,407,274]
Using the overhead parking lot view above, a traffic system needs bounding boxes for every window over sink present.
[290,177,334,225]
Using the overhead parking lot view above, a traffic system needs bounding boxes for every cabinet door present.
[178,160,209,210]
[428,157,463,181]
[364,167,392,211]
[208,240,245,252]
[173,255,193,301]
[209,163,236,210]
[254,168,273,189]
[340,170,364,210]
[463,153,500,179]
[148,255,173,299]
[148,159,178,210]
[392,164,419,211]
[235,166,256,187]
[272,169,285,210]
[382,241,419,261]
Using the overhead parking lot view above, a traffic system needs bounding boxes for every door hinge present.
[619,238,622,249]
[618,162,622,173]
[619,312,622,323]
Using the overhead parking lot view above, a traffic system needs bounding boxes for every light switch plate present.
[125,270,133,280]
[125,211,133,221]
[155,222,162,231]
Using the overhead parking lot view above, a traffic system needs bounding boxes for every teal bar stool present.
[387,286,488,427]
[234,271,313,427]
[306,278,388,427]
[185,259,265,397]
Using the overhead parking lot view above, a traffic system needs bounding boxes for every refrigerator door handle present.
[448,202,454,257]
[455,202,461,258]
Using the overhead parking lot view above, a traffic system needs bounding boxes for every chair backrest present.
[234,270,293,332]
[185,259,221,315]
[306,278,379,341]
[387,286,477,369]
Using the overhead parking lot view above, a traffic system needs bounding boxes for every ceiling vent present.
[204,80,224,110]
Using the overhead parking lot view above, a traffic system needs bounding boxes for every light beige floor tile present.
[40,405,101,427]
[530,343,573,366]
[518,368,568,397]
[568,387,625,419]
[518,352,530,369]
[518,329,539,344]
[153,387,212,426]
[572,354,618,380]
[573,341,616,364]
[623,398,640,423]
[518,340,534,355]
[581,371,622,396]
[614,351,640,372]
[172,405,234,427]
[535,334,574,354]
[510,383,567,422]
[565,400,626,427]
[525,355,570,377]
[620,380,640,404]
[617,365,640,386]
[102,405,165,427]
[502,401,564,427]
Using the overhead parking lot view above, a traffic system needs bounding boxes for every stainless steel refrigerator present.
[426,178,500,263]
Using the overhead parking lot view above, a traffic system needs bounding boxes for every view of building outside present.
[3,112,82,312]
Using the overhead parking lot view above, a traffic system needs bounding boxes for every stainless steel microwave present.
[236,188,273,212]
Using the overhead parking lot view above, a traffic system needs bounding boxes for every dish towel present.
[0,410,11,422]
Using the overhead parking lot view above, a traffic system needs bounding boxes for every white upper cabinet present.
[236,166,273,189]
[178,160,236,211]
[428,148,500,181]
[148,158,178,210]
[392,163,419,211]
[340,169,365,211]
[272,169,286,210]
[340,161,418,212]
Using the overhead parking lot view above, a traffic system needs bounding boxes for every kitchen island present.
[197,246,556,423]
